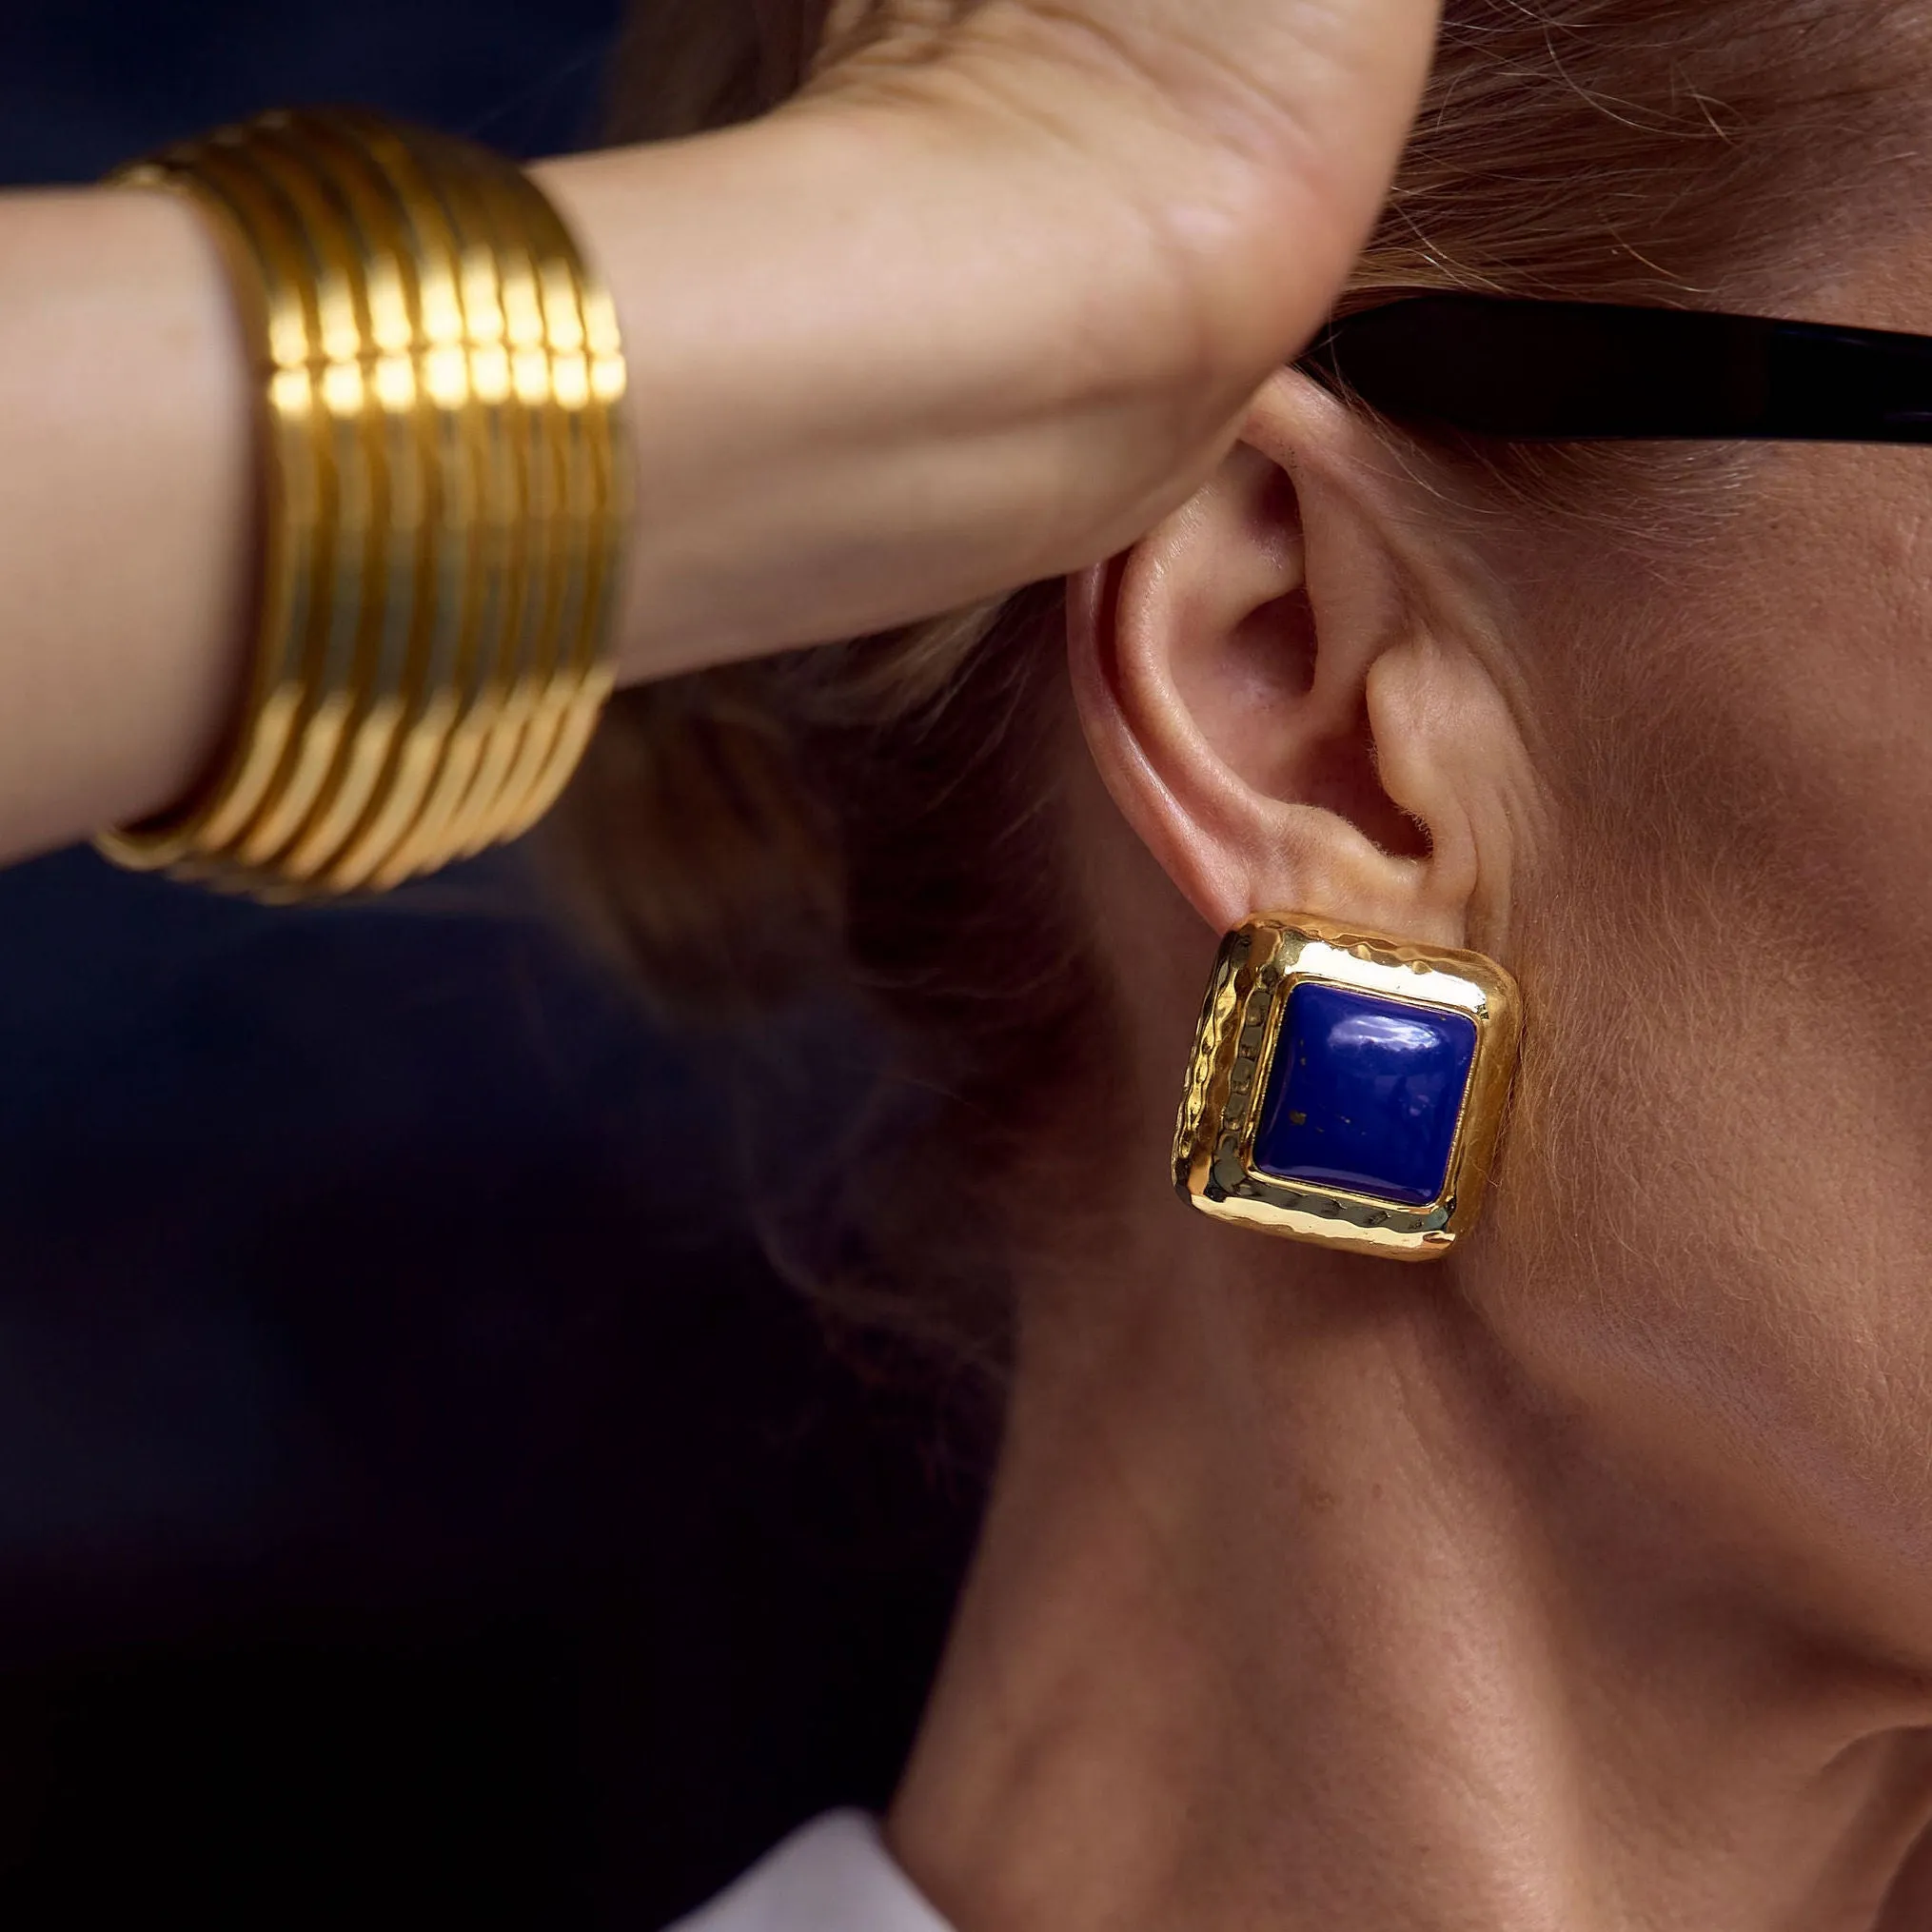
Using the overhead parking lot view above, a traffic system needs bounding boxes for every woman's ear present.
[1068,367,1538,949]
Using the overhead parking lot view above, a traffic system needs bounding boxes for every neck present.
[890,1222,1932,1932]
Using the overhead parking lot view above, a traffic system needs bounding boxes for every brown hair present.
[546,0,1915,1372]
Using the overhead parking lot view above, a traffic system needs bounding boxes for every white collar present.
[669,1812,954,1932]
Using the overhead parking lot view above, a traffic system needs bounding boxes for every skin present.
[888,279,1932,1925]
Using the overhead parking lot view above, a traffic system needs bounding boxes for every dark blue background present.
[1,0,622,179]
[0,6,976,1925]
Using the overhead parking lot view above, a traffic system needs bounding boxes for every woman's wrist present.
[532,91,1303,684]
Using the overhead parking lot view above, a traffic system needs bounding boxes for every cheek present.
[1730,448,1932,951]
[1469,464,1932,1646]
[1689,451,1932,1172]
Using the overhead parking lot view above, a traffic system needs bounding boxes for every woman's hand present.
[544,0,1439,677]
[802,0,1440,538]
[810,0,1438,363]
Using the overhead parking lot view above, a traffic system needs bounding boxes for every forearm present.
[0,187,253,861]
[0,116,1124,864]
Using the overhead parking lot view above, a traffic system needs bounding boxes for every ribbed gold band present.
[96,108,631,900]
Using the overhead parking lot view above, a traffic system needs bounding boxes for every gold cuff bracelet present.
[95,108,631,900]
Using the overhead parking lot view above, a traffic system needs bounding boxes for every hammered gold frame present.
[1173,917,1523,1261]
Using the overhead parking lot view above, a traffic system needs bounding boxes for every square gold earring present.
[1173,917,1523,1261]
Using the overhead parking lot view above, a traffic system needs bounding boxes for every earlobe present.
[1068,368,1520,950]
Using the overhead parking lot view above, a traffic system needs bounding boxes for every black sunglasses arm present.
[1307,294,1932,444]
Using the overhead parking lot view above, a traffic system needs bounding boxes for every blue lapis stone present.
[1253,982,1478,1208]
